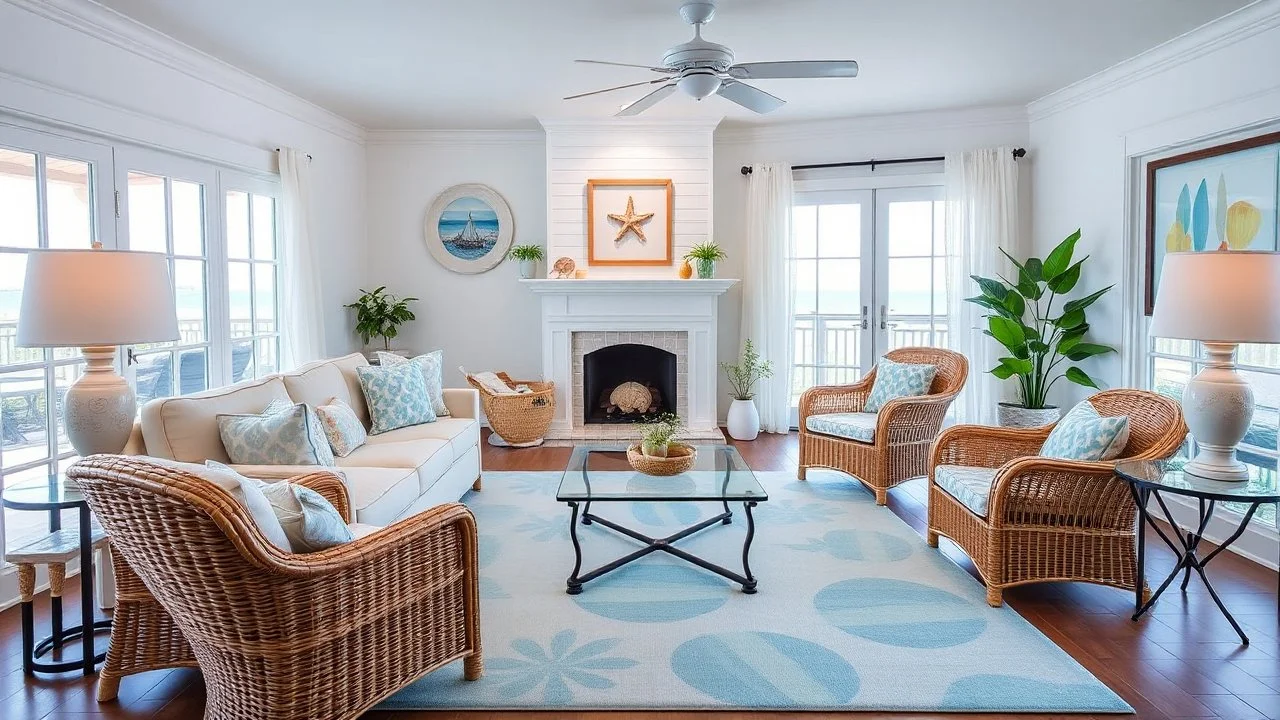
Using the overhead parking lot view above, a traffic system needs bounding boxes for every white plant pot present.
[518,259,537,279]
[726,398,761,441]
[997,402,1060,428]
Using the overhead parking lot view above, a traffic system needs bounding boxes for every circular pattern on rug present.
[814,578,987,648]
[572,564,727,622]
[671,631,859,705]
[793,530,913,562]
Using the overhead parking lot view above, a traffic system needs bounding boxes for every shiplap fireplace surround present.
[521,119,732,444]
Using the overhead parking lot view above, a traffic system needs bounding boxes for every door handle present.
[879,305,887,330]
[861,306,868,330]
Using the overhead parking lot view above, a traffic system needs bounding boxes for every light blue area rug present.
[380,469,1131,713]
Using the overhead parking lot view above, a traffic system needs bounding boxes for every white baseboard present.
[1155,493,1278,571]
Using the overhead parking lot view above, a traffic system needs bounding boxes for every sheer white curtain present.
[944,148,1020,424]
[740,163,795,433]
[278,148,327,369]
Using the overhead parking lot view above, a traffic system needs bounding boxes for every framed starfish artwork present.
[586,178,674,266]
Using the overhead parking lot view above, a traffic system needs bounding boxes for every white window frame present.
[220,171,283,382]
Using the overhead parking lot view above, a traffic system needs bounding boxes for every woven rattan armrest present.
[986,457,1131,529]
[875,392,960,445]
[930,424,1053,470]
[798,374,876,420]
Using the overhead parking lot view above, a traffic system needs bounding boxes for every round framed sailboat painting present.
[423,184,514,274]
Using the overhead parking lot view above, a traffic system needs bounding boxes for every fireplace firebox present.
[582,343,678,424]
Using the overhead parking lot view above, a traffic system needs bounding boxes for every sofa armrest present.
[444,388,480,420]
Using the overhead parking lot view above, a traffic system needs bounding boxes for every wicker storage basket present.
[627,443,697,476]
[466,372,555,446]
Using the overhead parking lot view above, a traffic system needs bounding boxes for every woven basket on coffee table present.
[627,443,697,476]
[466,372,555,446]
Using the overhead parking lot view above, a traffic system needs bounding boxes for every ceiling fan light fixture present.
[677,71,722,100]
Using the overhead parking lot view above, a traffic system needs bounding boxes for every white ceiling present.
[95,0,1252,130]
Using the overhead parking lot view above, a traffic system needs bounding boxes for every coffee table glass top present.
[558,445,767,502]
[1115,458,1280,503]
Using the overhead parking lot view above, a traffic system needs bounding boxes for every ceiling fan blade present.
[575,59,675,73]
[564,78,669,101]
[616,84,677,116]
[728,60,859,80]
[716,80,785,114]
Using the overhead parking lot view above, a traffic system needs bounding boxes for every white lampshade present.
[17,249,179,347]
[1149,251,1280,343]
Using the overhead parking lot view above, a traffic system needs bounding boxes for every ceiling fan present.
[565,1,858,116]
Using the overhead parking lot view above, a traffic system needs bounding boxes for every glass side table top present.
[2,474,87,510]
[557,445,767,502]
[1114,458,1280,503]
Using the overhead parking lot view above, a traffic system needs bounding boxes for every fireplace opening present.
[582,343,678,424]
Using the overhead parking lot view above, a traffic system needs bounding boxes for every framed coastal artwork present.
[424,183,515,274]
[1145,131,1280,314]
[586,178,674,266]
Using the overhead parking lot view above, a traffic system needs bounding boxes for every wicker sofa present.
[71,457,481,718]
[125,352,482,525]
[927,389,1186,607]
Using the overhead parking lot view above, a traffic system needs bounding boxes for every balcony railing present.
[793,314,948,396]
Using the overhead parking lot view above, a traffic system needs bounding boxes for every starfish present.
[607,195,654,243]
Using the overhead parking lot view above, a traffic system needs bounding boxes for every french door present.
[791,185,948,412]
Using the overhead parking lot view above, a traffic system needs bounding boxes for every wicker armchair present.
[927,389,1186,607]
[798,347,969,504]
[68,457,482,720]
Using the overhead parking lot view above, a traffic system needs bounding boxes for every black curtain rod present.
[274,148,313,161]
[740,147,1025,175]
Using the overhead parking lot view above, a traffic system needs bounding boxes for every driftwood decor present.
[586,178,674,267]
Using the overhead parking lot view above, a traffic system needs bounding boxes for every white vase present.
[518,259,537,279]
[726,398,761,441]
[996,402,1060,428]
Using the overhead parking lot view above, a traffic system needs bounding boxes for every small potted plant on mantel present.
[966,229,1116,427]
[507,244,545,279]
[721,339,774,441]
[685,241,727,279]
[345,286,418,361]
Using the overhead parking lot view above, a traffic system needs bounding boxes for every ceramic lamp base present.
[1182,342,1253,483]
[65,345,136,456]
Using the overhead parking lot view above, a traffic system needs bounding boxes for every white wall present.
[364,131,547,390]
[712,107,1031,418]
[0,0,368,357]
[1029,1,1280,408]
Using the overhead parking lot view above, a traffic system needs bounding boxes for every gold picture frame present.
[586,178,674,266]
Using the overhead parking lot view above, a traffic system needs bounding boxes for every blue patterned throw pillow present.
[863,357,938,413]
[377,350,449,417]
[357,361,436,435]
[1040,399,1130,461]
[217,399,335,466]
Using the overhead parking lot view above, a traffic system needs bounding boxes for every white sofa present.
[126,352,481,525]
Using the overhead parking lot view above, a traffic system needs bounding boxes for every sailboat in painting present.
[451,212,488,249]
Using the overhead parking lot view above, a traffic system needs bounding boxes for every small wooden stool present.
[6,527,112,674]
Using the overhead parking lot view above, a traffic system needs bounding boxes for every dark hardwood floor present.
[2,430,1277,719]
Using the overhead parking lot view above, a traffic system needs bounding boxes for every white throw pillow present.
[147,458,292,552]
[377,350,450,417]
[208,461,353,553]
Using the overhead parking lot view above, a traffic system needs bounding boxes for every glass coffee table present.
[557,445,768,595]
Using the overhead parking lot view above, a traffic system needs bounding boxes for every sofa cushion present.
[377,350,449,417]
[141,376,291,463]
[337,438,454,496]
[934,465,998,518]
[348,523,382,540]
[280,353,371,427]
[340,466,422,526]
[805,412,878,443]
[357,362,436,434]
[363,418,480,459]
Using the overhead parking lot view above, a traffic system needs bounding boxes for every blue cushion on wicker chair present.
[804,412,878,443]
[864,357,938,413]
[1040,400,1130,461]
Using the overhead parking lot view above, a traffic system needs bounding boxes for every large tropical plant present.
[966,229,1115,409]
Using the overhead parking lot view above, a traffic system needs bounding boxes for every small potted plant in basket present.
[507,244,545,279]
[685,241,727,279]
[345,286,418,359]
[721,339,774,441]
[628,413,696,476]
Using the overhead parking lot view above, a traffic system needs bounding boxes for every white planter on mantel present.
[726,399,760,441]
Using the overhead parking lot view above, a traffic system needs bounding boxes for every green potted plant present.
[721,339,774,441]
[507,244,545,279]
[344,286,418,356]
[685,241,727,279]
[638,412,684,458]
[628,412,696,475]
[966,229,1116,427]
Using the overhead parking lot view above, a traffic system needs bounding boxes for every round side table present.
[1115,458,1279,645]
[3,475,112,674]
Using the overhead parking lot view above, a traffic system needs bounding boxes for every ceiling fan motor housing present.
[663,27,733,99]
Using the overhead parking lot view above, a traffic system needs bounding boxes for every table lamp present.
[17,247,179,457]
[1149,251,1280,481]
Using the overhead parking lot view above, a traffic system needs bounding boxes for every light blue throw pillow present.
[207,461,353,553]
[217,399,335,466]
[1040,399,1131,461]
[357,361,436,435]
[377,350,449,417]
[863,357,938,413]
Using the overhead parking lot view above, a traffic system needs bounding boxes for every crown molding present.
[366,128,544,146]
[714,105,1028,145]
[537,117,723,133]
[5,0,366,144]
[1028,0,1280,122]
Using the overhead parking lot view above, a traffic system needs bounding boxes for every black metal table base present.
[566,500,759,594]
[1129,485,1261,644]
[21,606,112,674]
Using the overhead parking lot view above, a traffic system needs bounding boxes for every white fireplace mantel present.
[522,278,738,441]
